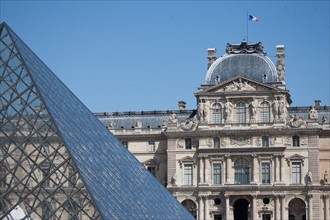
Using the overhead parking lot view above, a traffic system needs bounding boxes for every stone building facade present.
[97,42,330,220]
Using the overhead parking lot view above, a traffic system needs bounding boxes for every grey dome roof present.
[205,42,279,85]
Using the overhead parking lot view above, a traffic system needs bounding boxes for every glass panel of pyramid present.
[0,22,193,220]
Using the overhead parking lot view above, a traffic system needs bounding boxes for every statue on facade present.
[287,114,305,128]
[249,99,258,121]
[224,99,233,122]
[279,96,288,121]
[198,102,208,122]
[135,121,142,128]
[171,173,177,186]
[168,112,178,124]
[324,171,328,183]
[306,171,312,184]
[308,107,318,120]
[108,121,115,129]
[273,98,280,121]
[322,116,329,124]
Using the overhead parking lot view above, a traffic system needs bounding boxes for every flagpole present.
[246,11,249,43]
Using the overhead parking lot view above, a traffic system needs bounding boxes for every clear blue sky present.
[1,1,329,112]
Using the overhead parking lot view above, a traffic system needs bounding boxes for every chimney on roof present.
[178,101,186,110]
[315,100,321,108]
[276,45,285,84]
[207,48,217,69]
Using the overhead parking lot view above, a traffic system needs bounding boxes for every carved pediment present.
[179,156,196,168]
[196,76,279,95]
[286,154,305,166]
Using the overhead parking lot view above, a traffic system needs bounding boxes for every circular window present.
[263,198,270,205]
[214,198,221,205]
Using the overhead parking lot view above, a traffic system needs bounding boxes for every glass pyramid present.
[0,22,193,220]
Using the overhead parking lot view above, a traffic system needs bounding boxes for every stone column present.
[198,196,203,220]
[225,195,230,220]
[199,157,204,184]
[205,158,209,184]
[275,195,280,220]
[280,194,286,220]
[226,155,231,184]
[280,154,285,183]
[308,194,313,220]
[252,154,258,184]
[252,195,257,220]
[324,195,330,220]
[204,196,208,220]
[275,154,280,183]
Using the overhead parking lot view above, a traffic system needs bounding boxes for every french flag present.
[249,15,260,22]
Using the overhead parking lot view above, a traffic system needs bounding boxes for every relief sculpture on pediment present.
[225,78,256,92]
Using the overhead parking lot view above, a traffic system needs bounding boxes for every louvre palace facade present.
[96,42,330,220]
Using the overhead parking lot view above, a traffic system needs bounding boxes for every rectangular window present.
[213,137,220,149]
[213,163,222,184]
[261,163,271,184]
[148,140,155,152]
[184,164,193,185]
[292,136,300,147]
[262,214,271,220]
[185,138,192,149]
[262,136,269,147]
[292,162,301,184]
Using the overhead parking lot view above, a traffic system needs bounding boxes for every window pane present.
[234,158,250,184]
[184,164,193,185]
[185,138,192,149]
[212,103,222,123]
[292,162,301,184]
[213,163,222,184]
[262,136,269,147]
[260,101,270,123]
[262,163,270,184]
[292,136,300,147]
[236,102,246,124]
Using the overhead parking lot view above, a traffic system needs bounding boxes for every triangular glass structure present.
[0,22,193,220]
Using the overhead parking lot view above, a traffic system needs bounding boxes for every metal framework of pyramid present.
[0,22,193,220]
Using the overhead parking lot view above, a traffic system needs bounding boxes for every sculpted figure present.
[322,116,329,124]
[306,171,312,184]
[224,99,233,122]
[250,99,258,120]
[168,112,178,124]
[171,173,177,185]
[273,99,280,120]
[324,171,328,183]
[308,107,318,120]
[278,96,288,121]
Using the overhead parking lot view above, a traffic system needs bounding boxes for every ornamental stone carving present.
[180,116,198,131]
[230,136,251,146]
[225,78,256,92]
[168,112,178,124]
[177,139,184,148]
[273,96,288,122]
[286,114,305,128]
[108,121,115,129]
[308,107,318,120]
[249,99,258,121]
[135,120,142,128]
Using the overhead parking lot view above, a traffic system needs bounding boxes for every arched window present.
[236,102,246,124]
[212,103,222,123]
[234,158,250,184]
[260,101,270,123]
